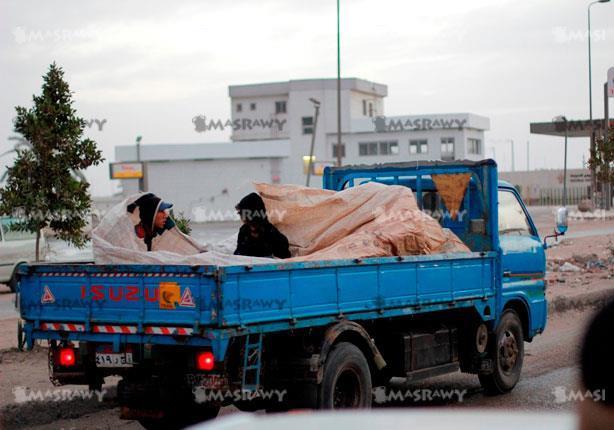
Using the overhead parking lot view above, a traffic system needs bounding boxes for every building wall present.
[500,168,591,205]
[120,158,284,221]
[230,94,289,141]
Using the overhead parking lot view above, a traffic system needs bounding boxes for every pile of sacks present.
[92,182,469,266]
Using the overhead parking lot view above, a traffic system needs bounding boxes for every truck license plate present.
[95,352,133,368]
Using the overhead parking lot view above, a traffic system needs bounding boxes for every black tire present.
[478,310,524,394]
[17,320,25,351]
[8,274,18,293]
[319,342,372,409]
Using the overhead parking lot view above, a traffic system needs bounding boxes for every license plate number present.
[95,353,133,367]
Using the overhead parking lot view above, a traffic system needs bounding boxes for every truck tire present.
[8,274,18,293]
[319,342,372,409]
[478,310,524,394]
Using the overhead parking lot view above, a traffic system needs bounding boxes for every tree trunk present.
[35,229,40,262]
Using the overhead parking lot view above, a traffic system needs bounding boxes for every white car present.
[190,410,576,430]
[0,217,46,292]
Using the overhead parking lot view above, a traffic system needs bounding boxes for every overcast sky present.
[1,0,613,196]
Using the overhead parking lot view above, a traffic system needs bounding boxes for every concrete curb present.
[549,288,614,314]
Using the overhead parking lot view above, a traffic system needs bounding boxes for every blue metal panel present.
[20,269,216,327]
[377,263,417,308]
[417,261,453,303]
[289,268,338,318]
[338,266,379,313]
[231,271,292,324]
[452,260,484,300]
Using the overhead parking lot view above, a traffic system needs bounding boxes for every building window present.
[441,137,455,160]
[236,103,242,113]
[359,140,398,156]
[379,141,399,155]
[250,102,256,111]
[333,143,346,158]
[302,116,314,134]
[368,102,373,117]
[409,139,428,154]
[275,101,287,114]
[468,138,481,155]
[362,100,367,116]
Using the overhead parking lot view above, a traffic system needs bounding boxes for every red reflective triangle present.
[179,287,195,308]
[41,285,55,304]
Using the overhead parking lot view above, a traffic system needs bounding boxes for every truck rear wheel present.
[319,342,372,409]
[479,310,524,394]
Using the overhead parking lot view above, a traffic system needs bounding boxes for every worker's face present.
[154,210,169,229]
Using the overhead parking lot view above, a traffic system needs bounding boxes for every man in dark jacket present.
[234,193,290,259]
[127,193,175,251]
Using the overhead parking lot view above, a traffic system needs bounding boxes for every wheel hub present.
[498,330,518,373]
[333,369,361,408]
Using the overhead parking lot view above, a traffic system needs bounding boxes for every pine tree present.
[0,63,103,260]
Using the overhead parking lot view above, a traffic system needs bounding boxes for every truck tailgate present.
[19,264,218,328]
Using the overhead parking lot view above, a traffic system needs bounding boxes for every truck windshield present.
[498,190,532,236]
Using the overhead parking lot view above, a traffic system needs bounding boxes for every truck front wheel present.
[479,310,524,394]
[319,342,372,409]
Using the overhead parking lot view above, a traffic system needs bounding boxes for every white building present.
[115,78,490,220]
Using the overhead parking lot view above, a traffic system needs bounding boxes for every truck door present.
[498,189,546,285]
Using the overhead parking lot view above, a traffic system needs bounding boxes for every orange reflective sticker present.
[432,173,472,220]
[159,282,180,310]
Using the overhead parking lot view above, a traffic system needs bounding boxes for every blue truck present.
[17,160,563,429]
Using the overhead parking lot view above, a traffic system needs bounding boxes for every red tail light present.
[59,347,76,367]
[196,351,215,371]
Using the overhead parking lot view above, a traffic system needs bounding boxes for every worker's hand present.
[164,217,176,230]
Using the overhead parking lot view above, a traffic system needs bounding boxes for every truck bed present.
[19,252,497,342]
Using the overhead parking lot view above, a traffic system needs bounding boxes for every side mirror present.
[555,207,568,235]
[543,207,569,248]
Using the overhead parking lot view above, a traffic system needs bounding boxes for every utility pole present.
[306,98,321,187]
[336,0,342,167]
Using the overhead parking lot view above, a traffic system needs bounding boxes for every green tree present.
[0,63,103,260]
[589,128,614,186]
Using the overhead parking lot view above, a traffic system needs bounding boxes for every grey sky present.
[1,0,613,196]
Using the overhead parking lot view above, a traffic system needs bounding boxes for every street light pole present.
[336,0,342,167]
[588,0,611,200]
[563,120,568,207]
[553,116,569,207]
[136,135,143,192]
[306,98,321,187]
[510,139,515,172]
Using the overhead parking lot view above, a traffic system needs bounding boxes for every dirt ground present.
[0,212,611,430]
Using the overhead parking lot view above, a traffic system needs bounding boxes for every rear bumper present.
[22,321,230,359]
